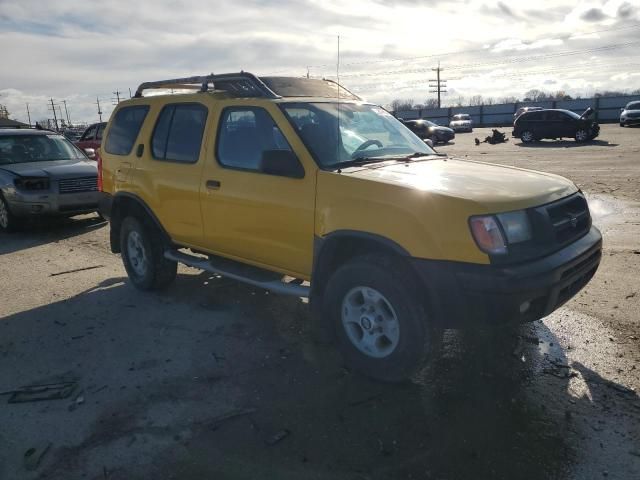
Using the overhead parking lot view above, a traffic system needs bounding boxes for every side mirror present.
[83,148,96,160]
[424,138,434,148]
[260,150,304,178]
[620,108,625,112]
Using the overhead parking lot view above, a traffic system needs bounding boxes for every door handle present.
[206,180,221,190]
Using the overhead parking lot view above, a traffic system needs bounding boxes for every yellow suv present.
[98,73,602,381]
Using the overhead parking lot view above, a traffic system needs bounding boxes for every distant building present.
[0,118,30,128]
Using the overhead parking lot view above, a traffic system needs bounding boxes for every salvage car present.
[620,101,640,127]
[76,122,107,159]
[98,73,601,382]
[449,113,473,132]
[402,119,455,144]
[0,128,100,232]
[513,108,599,143]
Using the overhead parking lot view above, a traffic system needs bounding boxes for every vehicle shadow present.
[1,273,637,480]
[0,213,106,255]
[515,140,619,148]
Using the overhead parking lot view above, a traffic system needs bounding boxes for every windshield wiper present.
[328,157,390,170]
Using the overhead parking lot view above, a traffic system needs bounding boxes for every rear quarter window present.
[104,105,150,156]
[151,103,208,163]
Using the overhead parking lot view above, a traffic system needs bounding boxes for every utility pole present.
[26,103,32,126]
[128,88,132,99]
[95,97,103,122]
[429,62,447,109]
[48,98,59,130]
[112,90,122,105]
[62,100,71,125]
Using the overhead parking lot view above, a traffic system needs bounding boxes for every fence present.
[395,94,640,127]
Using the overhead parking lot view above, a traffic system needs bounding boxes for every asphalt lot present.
[1,124,639,480]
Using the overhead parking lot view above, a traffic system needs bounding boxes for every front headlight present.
[14,177,50,191]
[497,210,532,244]
[470,210,532,255]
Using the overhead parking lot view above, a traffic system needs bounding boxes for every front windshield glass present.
[0,134,84,165]
[281,102,434,169]
[453,114,470,120]
[626,102,640,110]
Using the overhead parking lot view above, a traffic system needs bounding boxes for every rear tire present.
[120,216,177,290]
[620,122,625,127]
[324,254,430,382]
[0,194,19,233]
[520,130,535,143]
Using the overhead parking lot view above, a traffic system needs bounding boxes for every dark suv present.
[513,108,599,143]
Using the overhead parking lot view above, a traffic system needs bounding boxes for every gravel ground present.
[0,124,639,480]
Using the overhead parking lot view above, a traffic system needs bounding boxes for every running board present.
[164,249,310,297]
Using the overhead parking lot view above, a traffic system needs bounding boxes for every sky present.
[1,0,639,125]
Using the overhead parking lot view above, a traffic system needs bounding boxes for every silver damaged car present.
[0,128,100,232]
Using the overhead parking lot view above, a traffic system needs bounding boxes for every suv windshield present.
[281,102,434,169]
[453,115,470,120]
[0,134,84,165]
[626,102,640,110]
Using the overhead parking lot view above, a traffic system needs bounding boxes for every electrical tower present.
[96,97,103,122]
[62,100,71,125]
[429,62,447,109]
[48,98,60,130]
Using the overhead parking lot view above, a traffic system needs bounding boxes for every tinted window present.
[524,112,543,121]
[105,106,149,156]
[151,104,208,163]
[626,102,640,110]
[217,107,294,171]
[96,123,106,140]
[82,125,97,141]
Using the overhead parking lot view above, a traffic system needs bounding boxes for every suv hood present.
[342,157,577,211]
[0,159,96,178]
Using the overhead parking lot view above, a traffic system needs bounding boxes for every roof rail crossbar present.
[134,72,281,99]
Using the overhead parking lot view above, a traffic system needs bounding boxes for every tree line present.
[390,88,640,111]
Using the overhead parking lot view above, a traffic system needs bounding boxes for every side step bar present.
[164,249,310,298]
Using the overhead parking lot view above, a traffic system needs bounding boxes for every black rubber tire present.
[120,216,177,290]
[620,123,625,127]
[520,130,535,143]
[575,129,590,143]
[0,194,20,233]
[324,254,430,382]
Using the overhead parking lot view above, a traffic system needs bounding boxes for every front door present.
[199,103,316,278]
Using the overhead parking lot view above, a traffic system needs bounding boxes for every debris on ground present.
[2,382,77,403]
[23,442,51,471]
[265,429,290,446]
[209,408,257,431]
[49,265,104,277]
[475,129,509,145]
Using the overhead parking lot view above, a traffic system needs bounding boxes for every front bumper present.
[411,226,602,327]
[621,117,640,126]
[451,124,473,132]
[7,190,100,217]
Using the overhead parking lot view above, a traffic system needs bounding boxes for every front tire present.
[575,129,590,142]
[120,216,177,290]
[0,194,19,233]
[324,255,430,382]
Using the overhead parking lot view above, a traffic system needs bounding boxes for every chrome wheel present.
[127,230,148,277]
[575,129,589,142]
[341,286,400,359]
[521,131,534,143]
[0,198,8,229]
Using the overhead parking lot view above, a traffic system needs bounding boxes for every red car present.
[75,122,106,159]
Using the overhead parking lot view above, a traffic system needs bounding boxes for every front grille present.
[545,193,590,246]
[58,177,98,194]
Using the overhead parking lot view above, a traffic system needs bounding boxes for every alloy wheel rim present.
[127,231,148,276]
[341,286,400,359]
[522,131,533,142]
[576,130,588,141]
[0,199,8,229]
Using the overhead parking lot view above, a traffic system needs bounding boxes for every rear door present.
[128,101,210,246]
[199,101,316,278]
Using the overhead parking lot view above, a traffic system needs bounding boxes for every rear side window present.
[151,103,208,163]
[105,106,149,156]
[524,112,543,121]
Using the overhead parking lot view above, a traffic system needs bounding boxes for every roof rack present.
[134,72,280,99]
